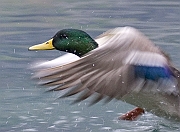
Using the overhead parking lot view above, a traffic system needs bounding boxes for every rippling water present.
[0,0,180,131]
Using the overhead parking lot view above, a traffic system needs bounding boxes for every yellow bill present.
[29,38,55,50]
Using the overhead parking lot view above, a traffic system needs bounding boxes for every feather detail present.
[134,65,172,81]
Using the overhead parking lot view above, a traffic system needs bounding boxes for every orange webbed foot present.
[118,107,145,121]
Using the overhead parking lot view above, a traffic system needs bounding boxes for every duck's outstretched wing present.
[31,53,80,69]
[33,27,180,119]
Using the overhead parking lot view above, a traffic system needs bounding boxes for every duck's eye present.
[60,34,68,39]
[46,42,49,44]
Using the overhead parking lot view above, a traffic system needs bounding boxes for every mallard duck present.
[29,27,180,121]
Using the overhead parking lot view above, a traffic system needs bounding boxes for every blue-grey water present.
[0,0,180,131]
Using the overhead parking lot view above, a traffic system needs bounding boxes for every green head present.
[29,29,98,57]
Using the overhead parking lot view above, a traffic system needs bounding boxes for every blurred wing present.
[33,27,180,108]
[31,53,80,69]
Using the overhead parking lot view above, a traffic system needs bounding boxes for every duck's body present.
[29,27,180,121]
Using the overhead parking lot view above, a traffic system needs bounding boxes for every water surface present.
[0,0,180,131]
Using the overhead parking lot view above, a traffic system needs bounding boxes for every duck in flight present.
[29,27,180,121]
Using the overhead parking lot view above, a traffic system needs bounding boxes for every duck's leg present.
[118,107,145,121]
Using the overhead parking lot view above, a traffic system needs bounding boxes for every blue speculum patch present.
[134,65,173,81]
